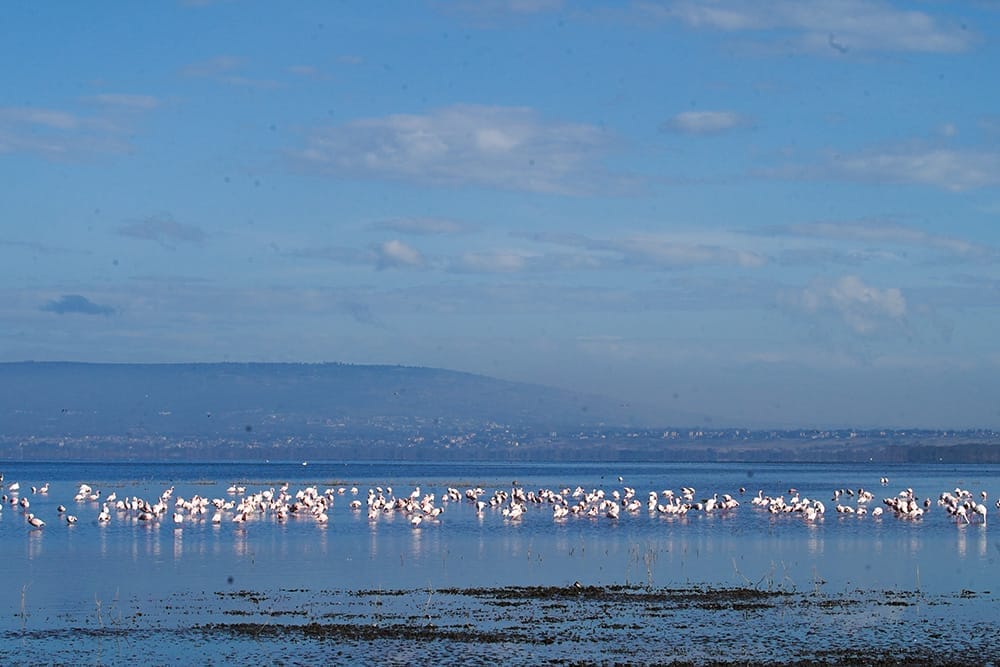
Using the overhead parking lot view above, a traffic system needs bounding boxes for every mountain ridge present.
[0,361,637,438]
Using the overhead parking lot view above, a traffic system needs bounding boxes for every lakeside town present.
[4,423,1000,463]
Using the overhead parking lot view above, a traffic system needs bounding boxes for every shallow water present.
[1,460,997,664]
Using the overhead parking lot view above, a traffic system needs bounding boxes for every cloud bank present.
[368,217,472,236]
[118,215,207,245]
[662,110,750,135]
[638,0,976,54]
[376,239,426,270]
[0,105,132,158]
[789,275,906,334]
[294,104,617,195]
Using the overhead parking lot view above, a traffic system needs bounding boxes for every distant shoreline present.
[3,433,999,464]
[4,361,1000,463]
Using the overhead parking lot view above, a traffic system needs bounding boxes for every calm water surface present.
[1,460,997,664]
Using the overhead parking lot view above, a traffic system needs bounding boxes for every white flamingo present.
[973,504,987,525]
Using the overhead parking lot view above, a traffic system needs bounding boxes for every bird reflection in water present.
[27,529,43,561]
[410,521,423,557]
[806,526,823,556]
[233,528,248,558]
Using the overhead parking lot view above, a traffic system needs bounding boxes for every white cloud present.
[369,217,472,236]
[978,115,1000,136]
[288,65,321,77]
[791,274,906,334]
[0,94,159,160]
[829,148,1000,192]
[831,274,905,315]
[180,55,282,88]
[293,104,618,195]
[609,237,768,269]
[528,231,769,270]
[295,227,768,276]
[762,219,995,261]
[117,214,208,246]
[376,239,426,269]
[637,0,976,54]
[291,245,373,265]
[939,123,958,138]
[454,251,528,273]
[434,0,565,19]
[0,239,77,256]
[662,110,750,135]
[470,0,564,13]
[221,75,284,90]
[291,240,429,271]
[0,107,79,130]
[0,105,131,158]
[181,55,242,78]
[511,0,563,11]
[83,94,160,111]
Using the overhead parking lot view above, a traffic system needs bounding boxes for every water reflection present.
[150,525,161,559]
[27,529,42,560]
[316,522,328,556]
[908,534,921,557]
[410,524,423,556]
[233,528,248,557]
[211,529,222,558]
[806,527,823,556]
[98,522,108,557]
[369,528,378,559]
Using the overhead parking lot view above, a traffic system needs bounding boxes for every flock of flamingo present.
[1,472,994,532]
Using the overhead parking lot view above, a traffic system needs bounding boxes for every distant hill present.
[0,361,629,439]
[3,363,999,463]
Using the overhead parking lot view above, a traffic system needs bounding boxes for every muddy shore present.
[8,583,993,665]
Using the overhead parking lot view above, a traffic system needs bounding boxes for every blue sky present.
[4,1,1000,428]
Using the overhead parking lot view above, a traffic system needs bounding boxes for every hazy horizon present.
[3,359,998,431]
[5,2,1000,429]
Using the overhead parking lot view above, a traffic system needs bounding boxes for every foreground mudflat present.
[6,584,996,665]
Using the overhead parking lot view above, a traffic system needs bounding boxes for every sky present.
[3,1,1000,429]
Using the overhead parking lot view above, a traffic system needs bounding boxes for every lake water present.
[1,460,998,665]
